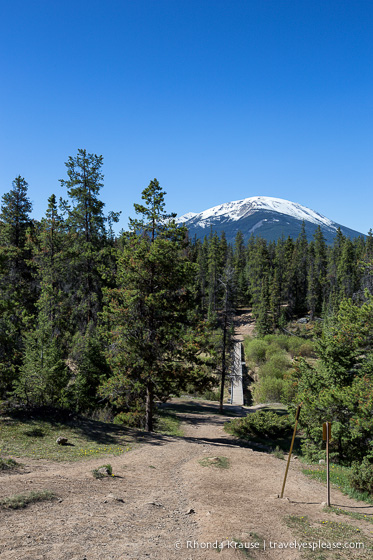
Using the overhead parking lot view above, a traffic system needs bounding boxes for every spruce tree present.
[101,180,211,431]
[0,177,35,396]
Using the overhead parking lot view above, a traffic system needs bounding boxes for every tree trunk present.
[219,313,227,414]
[145,381,153,431]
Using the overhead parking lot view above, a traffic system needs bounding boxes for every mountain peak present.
[177,196,363,244]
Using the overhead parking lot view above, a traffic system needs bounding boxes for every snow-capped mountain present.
[177,196,364,243]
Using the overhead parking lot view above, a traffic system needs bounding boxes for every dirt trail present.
[1,400,372,560]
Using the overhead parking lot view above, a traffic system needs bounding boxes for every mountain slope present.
[177,196,364,244]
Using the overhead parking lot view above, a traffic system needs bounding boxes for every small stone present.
[147,501,163,507]
[186,508,195,515]
[319,459,325,465]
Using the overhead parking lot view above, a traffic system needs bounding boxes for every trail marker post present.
[323,421,332,506]
[280,403,302,498]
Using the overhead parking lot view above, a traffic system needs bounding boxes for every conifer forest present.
[1,150,372,476]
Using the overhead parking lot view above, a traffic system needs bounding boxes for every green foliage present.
[113,411,144,428]
[64,330,111,412]
[252,376,287,403]
[259,352,291,378]
[244,338,268,366]
[291,295,373,465]
[101,180,213,431]
[349,458,373,495]
[225,410,292,440]
[13,322,69,407]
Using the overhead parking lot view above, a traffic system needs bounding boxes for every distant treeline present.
[190,222,373,335]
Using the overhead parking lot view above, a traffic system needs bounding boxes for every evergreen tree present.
[101,180,211,430]
[0,177,35,396]
[60,149,118,332]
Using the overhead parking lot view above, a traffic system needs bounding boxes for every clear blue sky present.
[1,0,372,235]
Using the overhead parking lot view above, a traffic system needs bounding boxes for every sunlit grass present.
[302,463,373,504]
[0,414,135,462]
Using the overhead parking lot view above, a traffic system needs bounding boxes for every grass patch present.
[0,411,135,462]
[199,456,230,469]
[92,463,113,479]
[0,457,21,471]
[324,506,373,524]
[271,445,285,460]
[0,490,56,510]
[154,411,183,437]
[302,463,373,505]
[286,515,372,559]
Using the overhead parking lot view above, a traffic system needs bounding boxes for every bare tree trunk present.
[219,309,228,414]
[145,381,153,432]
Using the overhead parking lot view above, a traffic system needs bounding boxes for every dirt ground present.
[1,399,372,560]
[233,309,256,342]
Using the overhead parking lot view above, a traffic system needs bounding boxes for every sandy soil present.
[1,400,372,560]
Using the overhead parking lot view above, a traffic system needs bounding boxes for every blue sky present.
[1,0,372,235]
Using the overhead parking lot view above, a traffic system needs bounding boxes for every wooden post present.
[280,403,302,498]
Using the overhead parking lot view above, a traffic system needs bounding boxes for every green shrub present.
[349,457,373,495]
[263,343,283,358]
[259,352,291,379]
[113,411,144,428]
[252,377,286,403]
[225,410,292,440]
[297,342,315,357]
[263,334,290,352]
[244,338,268,366]
[201,389,220,401]
[287,337,304,357]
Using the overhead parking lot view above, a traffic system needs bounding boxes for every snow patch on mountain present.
[177,196,336,230]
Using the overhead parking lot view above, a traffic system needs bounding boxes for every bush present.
[244,338,268,366]
[201,390,220,401]
[287,337,304,357]
[252,377,286,403]
[349,457,373,495]
[225,410,292,440]
[259,352,291,379]
[113,411,144,428]
[297,342,315,358]
[263,334,290,352]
